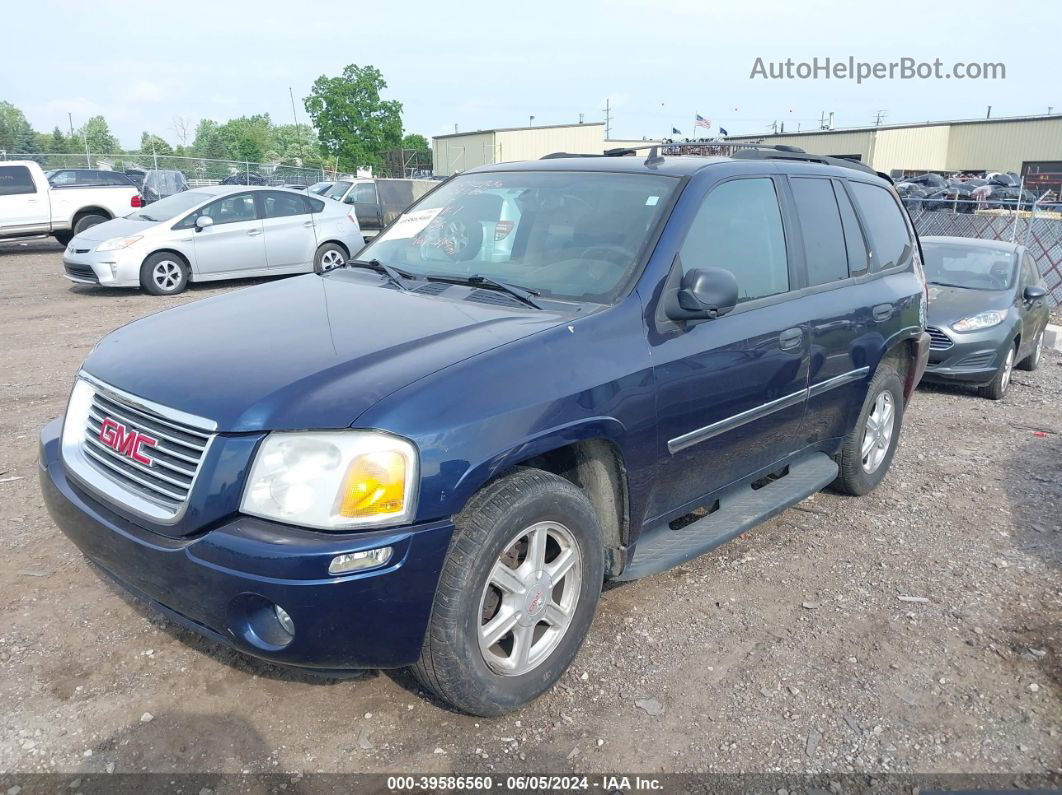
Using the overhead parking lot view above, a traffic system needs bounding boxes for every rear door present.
[0,164,49,234]
[648,175,810,520]
[257,190,317,270]
[183,192,266,276]
[345,182,383,233]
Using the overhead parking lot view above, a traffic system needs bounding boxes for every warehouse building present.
[432,122,657,176]
[726,113,1062,188]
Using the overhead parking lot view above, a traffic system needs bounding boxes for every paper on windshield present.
[382,207,443,240]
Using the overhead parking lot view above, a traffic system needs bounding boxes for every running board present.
[615,453,838,581]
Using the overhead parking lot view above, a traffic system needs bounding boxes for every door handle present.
[247,229,262,236]
[872,303,893,322]
[779,327,803,351]
[303,221,313,227]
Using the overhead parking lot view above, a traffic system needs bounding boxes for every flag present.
[719,127,729,136]
[671,127,681,134]
[695,114,711,129]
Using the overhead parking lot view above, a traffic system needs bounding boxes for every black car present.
[920,236,1051,399]
[221,172,269,186]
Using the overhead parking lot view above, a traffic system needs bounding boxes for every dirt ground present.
[1,239,1059,779]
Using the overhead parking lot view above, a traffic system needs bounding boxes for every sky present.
[3,0,1059,149]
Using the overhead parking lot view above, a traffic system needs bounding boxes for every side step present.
[615,453,838,581]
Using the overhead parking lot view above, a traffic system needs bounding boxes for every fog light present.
[274,604,295,636]
[329,546,393,575]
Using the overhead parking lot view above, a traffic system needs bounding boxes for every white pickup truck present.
[0,160,142,246]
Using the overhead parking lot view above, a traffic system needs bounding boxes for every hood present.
[72,216,157,243]
[82,271,572,432]
[927,284,1012,326]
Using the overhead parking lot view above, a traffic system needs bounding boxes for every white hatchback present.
[61,185,364,295]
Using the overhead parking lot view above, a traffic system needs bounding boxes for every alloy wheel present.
[152,260,182,292]
[477,521,582,676]
[1000,346,1015,393]
[861,391,895,474]
[319,249,344,271]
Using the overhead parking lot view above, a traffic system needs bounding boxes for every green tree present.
[139,132,173,156]
[235,136,263,165]
[217,114,272,163]
[193,119,230,160]
[304,64,403,172]
[47,126,70,153]
[79,115,117,155]
[0,101,36,154]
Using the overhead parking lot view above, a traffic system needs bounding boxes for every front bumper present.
[921,323,1009,386]
[39,418,453,670]
[62,244,144,288]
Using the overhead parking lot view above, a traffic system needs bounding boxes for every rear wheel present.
[410,468,603,716]
[1018,331,1044,372]
[73,213,108,236]
[313,242,347,274]
[832,363,905,496]
[140,253,189,295]
[978,342,1016,400]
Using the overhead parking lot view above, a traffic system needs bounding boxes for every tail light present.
[494,220,514,241]
[131,194,143,208]
[347,209,358,224]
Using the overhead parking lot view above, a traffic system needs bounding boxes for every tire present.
[313,242,347,274]
[832,363,905,496]
[140,252,190,295]
[410,468,604,716]
[73,213,108,236]
[978,341,1017,400]
[53,230,73,247]
[1017,330,1044,372]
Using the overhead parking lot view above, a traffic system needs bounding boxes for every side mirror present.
[1024,285,1047,302]
[195,215,214,231]
[667,267,740,321]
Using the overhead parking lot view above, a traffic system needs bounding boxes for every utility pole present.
[986,105,992,119]
[819,111,827,130]
[67,112,75,138]
[602,98,612,139]
[288,86,306,167]
[874,109,887,126]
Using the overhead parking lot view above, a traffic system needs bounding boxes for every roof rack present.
[730,147,889,181]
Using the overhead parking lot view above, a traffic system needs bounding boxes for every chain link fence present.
[904,199,1062,306]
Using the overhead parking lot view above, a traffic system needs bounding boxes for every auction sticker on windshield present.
[384,207,443,239]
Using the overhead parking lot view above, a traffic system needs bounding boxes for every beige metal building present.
[726,114,1062,179]
[432,122,660,176]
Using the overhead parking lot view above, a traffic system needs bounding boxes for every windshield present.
[130,191,211,222]
[357,171,679,303]
[324,181,353,200]
[922,242,1016,291]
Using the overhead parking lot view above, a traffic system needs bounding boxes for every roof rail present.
[731,148,891,181]
[540,151,604,159]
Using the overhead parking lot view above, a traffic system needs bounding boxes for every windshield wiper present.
[928,281,970,289]
[346,258,416,291]
[425,274,541,309]
[138,214,158,222]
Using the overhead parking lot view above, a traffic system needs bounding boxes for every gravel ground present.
[1,239,1059,779]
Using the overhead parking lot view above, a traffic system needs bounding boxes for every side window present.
[679,177,789,303]
[50,170,76,186]
[307,197,325,213]
[1022,254,1041,287]
[834,182,869,275]
[261,191,309,219]
[103,172,131,186]
[848,182,913,271]
[195,193,258,226]
[347,183,378,205]
[790,177,848,286]
[0,165,37,195]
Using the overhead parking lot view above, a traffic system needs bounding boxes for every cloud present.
[124,79,165,103]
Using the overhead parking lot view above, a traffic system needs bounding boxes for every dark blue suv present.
[39,147,931,716]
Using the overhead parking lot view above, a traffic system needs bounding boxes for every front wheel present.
[140,253,190,295]
[410,468,603,716]
[1017,331,1044,372]
[832,363,905,496]
[73,213,108,236]
[978,342,1017,400]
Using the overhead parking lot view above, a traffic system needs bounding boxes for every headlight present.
[95,235,143,252]
[241,431,418,530]
[951,311,1006,333]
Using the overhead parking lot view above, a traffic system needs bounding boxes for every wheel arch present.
[317,239,350,257]
[450,422,632,577]
[72,206,113,225]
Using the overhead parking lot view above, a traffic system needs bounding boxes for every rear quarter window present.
[0,165,37,195]
[307,197,325,213]
[848,181,913,271]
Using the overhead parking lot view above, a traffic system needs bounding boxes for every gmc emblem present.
[99,417,157,466]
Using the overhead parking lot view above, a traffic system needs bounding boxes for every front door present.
[0,164,49,235]
[186,192,266,276]
[346,182,383,232]
[648,176,809,522]
[258,190,317,270]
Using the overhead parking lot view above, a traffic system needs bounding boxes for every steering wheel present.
[580,244,631,266]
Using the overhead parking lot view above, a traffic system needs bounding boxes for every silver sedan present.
[61,185,364,295]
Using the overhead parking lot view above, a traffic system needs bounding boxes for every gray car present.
[920,236,1051,399]
[61,185,364,295]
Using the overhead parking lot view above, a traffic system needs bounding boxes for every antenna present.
[644,145,664,167]
[602,98,613,138]
[874,109,887,126]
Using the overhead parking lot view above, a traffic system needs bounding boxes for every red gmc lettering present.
[98,417,157,465]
